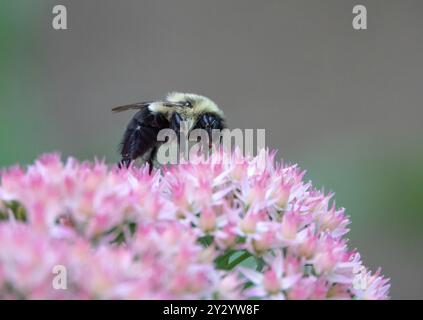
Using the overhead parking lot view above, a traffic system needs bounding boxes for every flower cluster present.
[0,151,390,299]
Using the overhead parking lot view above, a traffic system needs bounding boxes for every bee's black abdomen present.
[119,107,169,168]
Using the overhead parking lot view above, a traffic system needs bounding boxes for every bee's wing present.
[112,102,153,113]
[112,101,183,113]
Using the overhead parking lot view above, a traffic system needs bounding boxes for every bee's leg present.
[146,146,158,174]
[118,157,132,169]
[170,112,183,144]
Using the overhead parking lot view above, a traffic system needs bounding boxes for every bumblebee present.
[112,92,226,169]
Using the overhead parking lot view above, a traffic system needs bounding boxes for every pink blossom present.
[0,151,390,299]
[240,250,301,299]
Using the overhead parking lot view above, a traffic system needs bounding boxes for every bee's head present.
[166,92,226,144]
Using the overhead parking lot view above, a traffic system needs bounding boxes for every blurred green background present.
[1,0,422,299]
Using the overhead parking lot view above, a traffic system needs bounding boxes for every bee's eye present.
[184,101,192,108]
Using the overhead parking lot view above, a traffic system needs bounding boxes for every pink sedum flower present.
[240,250,301,300]
[0,151,390,299]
